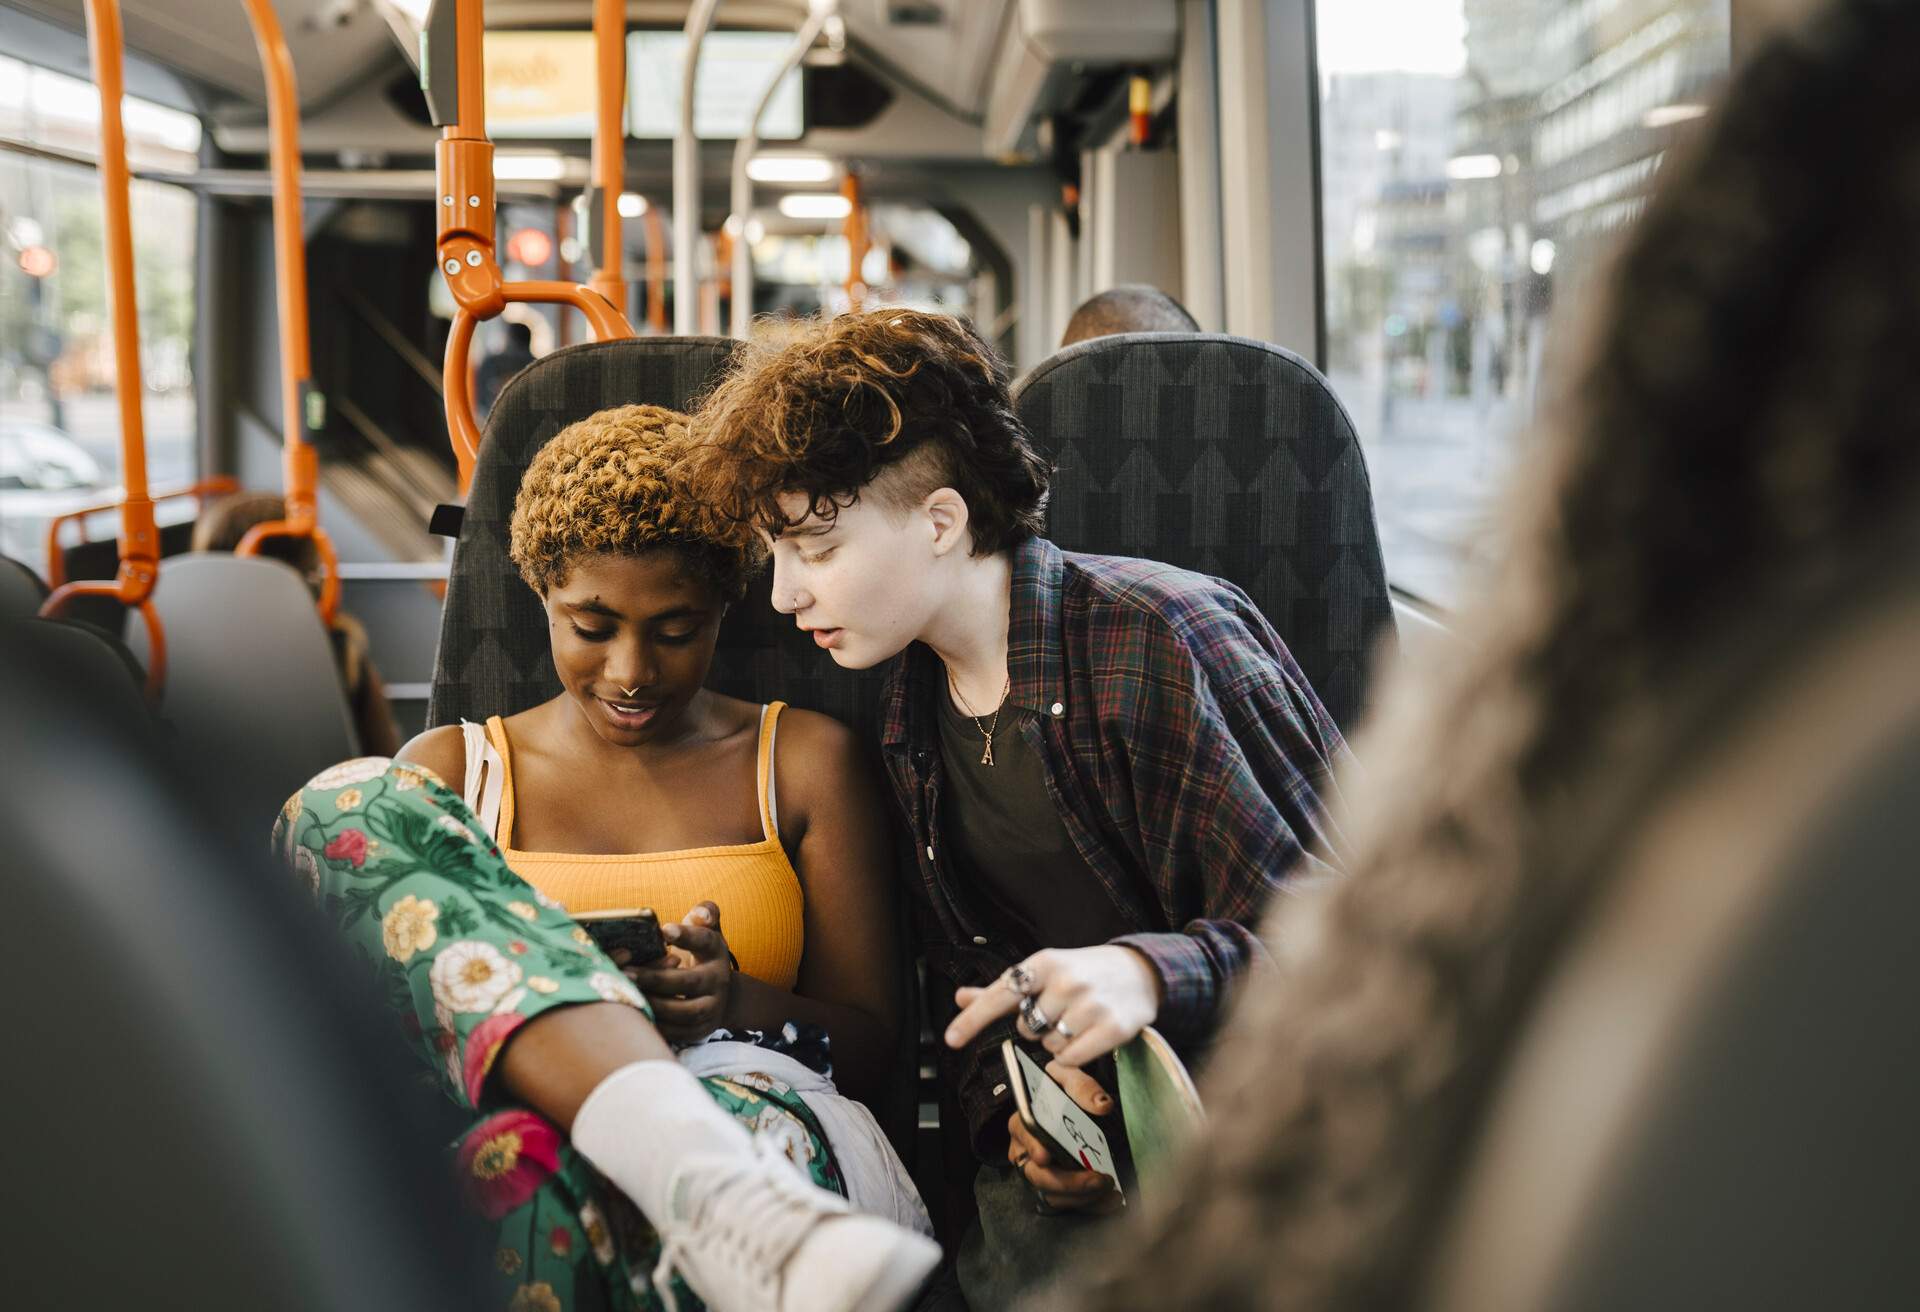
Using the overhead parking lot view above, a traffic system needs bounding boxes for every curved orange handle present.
[43,475,239,590]
[444,282,634,490]
[41,574,167,701]
[236,518,341,626]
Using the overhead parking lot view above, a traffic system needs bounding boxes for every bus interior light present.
[748,155,837,184]
[778,193,853,220]
[618,192,648,218]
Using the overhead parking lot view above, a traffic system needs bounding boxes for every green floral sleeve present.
[273,756,653,1112]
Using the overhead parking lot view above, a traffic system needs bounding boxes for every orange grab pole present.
[589,0,626,312]
[644,203,668,331]
[842,172,868,310]
[437,0,634,492]
[43,475,239,589]
[233,0,339,626]
[41,0,165,698]
[444,283,633,489]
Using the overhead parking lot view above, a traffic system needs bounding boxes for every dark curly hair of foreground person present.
[1038,2,1920,1309]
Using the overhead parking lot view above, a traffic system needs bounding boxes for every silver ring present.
[1052,1017,1076,1042]
[1020,995,1053,1037]
[1005,963,1037,997]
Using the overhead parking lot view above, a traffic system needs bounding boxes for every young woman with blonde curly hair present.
[277,404,937,1312]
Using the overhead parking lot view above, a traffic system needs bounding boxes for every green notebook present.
[1115,1025,1204,1205]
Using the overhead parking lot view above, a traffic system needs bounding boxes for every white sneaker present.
[650,1137,941,1312]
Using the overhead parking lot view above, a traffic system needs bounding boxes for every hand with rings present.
[946,945,1164,1068]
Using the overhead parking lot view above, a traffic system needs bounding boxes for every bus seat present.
[1012,332,1396,735]
[2,630,490,1309]
[0,552,49,619]
[125,552,359,821]
[11,616,151,725]
[1418,566,1920,1312]
[429,337,740,728]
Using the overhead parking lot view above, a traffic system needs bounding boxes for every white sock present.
[571,1059,755,1223]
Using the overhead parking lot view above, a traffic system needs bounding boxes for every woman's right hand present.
[624,901,735,1044]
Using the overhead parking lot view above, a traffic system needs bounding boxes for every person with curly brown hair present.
[684,312,1350,1304]
[286,404,939,1312]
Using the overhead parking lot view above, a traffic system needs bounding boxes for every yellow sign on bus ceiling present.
[484,31,600,139]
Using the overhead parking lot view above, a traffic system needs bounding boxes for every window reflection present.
[1318,0,1730,605]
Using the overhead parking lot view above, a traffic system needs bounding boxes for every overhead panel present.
[8,0,401,108]
[982,0,1178,158]
[843,0,1012,120]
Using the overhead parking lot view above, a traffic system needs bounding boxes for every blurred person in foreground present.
[1036,1,1920,1308]
[193,491,403,756]
[1058,285,1199,349]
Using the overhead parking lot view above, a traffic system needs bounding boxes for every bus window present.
[1316,0,1731,607]
[0,54,201,577]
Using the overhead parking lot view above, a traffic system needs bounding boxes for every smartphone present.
[574,907,666,966]
[1002,1040,1121,1191]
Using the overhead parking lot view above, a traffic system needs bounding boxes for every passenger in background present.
[686,310,1349,1307]
[193,490,403,756]
[1037,0,1920,1308]
[1058,284,1198,348]
[280,405,937,1312]
[477,320,538,422]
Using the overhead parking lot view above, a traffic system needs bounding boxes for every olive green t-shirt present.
[935,686,1133,951]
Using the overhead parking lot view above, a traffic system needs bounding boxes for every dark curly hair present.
[1045,2,1920,1310]
[683,310,1050,553]
[508,404,764,601]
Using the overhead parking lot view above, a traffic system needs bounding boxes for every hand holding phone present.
[1003,1041,1124,1209]
[574,907,666,966]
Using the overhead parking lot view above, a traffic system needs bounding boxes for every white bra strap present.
[460,720,506,843]
[765,706,780,839]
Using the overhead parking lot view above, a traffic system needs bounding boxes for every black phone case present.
[582,911,666,964]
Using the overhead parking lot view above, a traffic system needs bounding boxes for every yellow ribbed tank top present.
[486,702,805,991]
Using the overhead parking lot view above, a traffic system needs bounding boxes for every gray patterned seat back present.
[429,338,741,727]
[1012,332,1395,734]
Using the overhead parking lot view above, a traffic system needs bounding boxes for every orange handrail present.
[588,0,626,313]
[644,202,668,331]
[40,0,165,698]
[842,171,869,310]
[433,0,635,493]
[233,0,339,626]
[444,281,631,484]
[43,474,240,589]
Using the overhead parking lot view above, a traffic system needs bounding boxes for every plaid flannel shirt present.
[879,535,1350,1155]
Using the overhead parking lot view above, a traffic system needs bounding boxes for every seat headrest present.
[429,336,741,728]
[1013,331,1395,734]
[0,553,49,621]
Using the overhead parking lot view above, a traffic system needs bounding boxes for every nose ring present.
[619,685,640,697]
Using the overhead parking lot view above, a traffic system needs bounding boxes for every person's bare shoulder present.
[772,707,875,820]
[396,723,468,797]
[775,706,864,774]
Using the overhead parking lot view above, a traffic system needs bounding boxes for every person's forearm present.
[724,973,897,1108]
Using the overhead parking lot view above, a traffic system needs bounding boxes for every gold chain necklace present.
[948,671,1012,766]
